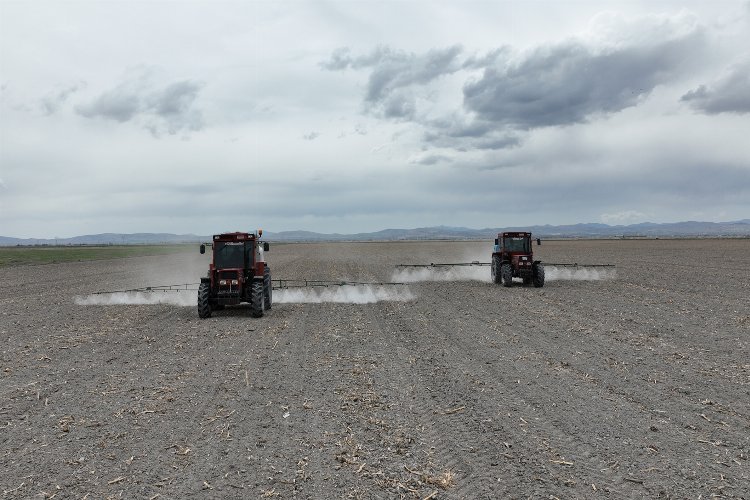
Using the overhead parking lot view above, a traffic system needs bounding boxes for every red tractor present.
[490,232,544,287]
[197,231,271,318]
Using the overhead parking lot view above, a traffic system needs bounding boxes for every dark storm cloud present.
[323,45,526,149]
[76,75,205,135]
[322,45,464,116]
[681,60,750,114]
[463,30,706,129]
[475,135,522,150]
[381,92,416,119]
[76,81,140,122]
[413,154,452,166]
[325,18,709,153]
[147,81,204,135]
[148,81,201,118]
[423,116,521,150]
[428,115,493,138]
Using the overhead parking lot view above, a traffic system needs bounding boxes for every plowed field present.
[1,239,748,498]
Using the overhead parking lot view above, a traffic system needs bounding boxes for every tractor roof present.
[499,231,531,237]
[213,232,256,241]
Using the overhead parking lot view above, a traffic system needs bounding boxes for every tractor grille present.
[217,270,240,297]
[218,270,240,281]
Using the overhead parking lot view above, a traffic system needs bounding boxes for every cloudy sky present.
[1,1,749,238]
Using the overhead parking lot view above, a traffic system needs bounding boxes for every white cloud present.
[75,69,205,136]
[1,1,749,238]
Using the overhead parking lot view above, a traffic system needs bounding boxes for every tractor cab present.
[494,232,531,254]
[197,231,272,318]
[491,232,544,288]
[201,232,268,275]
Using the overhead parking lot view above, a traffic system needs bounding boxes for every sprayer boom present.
[91,278,408,297]
[273,279,406,289]
[541,263,615,268]
[395,262,613,268]
[92,283,200,295]
[396,232,617,288]
[395,261,490,268]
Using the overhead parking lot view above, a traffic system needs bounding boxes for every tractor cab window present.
[214,242,244,268]
[503,236,530,253]
[245,242,257,265]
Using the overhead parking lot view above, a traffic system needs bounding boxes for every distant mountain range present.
[1,220,748,246]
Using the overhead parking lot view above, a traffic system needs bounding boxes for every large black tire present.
[197,282,211,318]
[501,263,513,287]
[250,281,264,318]
[263,266,272,310]
[533,263,545,288]
[491,256,502,284]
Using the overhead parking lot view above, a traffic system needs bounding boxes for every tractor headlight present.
[231,279,239,285]
[219,279,227,285]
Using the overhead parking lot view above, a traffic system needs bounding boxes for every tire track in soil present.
[2,305,208,498]
[199,302,393,498]
[286,299,470,498]
[103,306,238,498]
[153,304,335,498]
[428,284,658,493]
[391,284,635,497]
[363,299,551,499]
[529,284,750,418]
[323,303,419,499]
[532,283,748,486]
[433,281,749,497]
[241,303,365,498]
[522,281,750,424]
[3,241,748,498]
[360,300,484,498]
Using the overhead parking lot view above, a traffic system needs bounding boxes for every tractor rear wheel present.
[264,266,272,310]
[198,282,211,318]
[501,263,513,287]
[491,257,502,284]
[250,281,265,318]
[533,263,545,288]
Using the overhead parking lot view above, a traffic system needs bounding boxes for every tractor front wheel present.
[198,282,212,318]
[264,266,272,310]
[501,263,513,287]
[250,281,265,318]
[533,263,545,288]
[491,257,502,284]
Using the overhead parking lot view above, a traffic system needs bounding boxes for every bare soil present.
[1,239,749,498]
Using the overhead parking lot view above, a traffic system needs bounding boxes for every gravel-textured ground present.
[1,239,748,498]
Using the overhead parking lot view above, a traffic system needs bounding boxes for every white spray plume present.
[274,285,415,304]
[391,265,616,283]
[75,291,195,306]
[391,266,491,283]
[545,266,617,281]
[75,286,415,307]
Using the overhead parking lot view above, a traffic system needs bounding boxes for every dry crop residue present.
[1,239,749,498]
